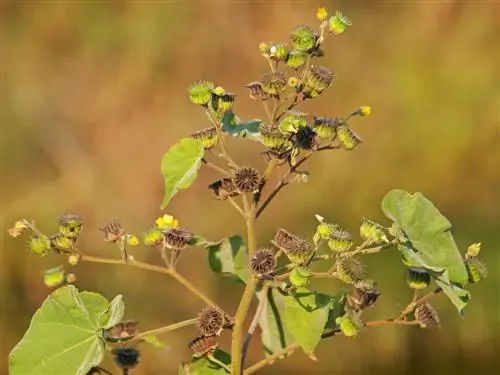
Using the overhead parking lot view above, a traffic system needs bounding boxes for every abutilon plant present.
[7,7,487,375]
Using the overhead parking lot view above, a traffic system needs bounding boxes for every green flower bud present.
[337,125,362,150]
[58,214,83,238]
[192,127,218,149]
[328,11,352,35]
[143,228,164,247]
[285,50,307,69]
[336,312,363,338]
[290,25,318,52]
[360,218,388,244]
[50,234,75,254]
[28,234,51,257]
[336,257,365,284]
[407,267,431,290]
[269,43,289,61]
[313,117,341,140]
[68,254,80,265]
[126,234,139,246]
[465,242,481,260]
[216,92,236,113]
[44,266,66,288]
[278,111,308,134]
[188,81,214,106]
[289,267,312,287]
[305,65,334,93]
[260,124,291,148]
[465,258,487,283]
[328,230,353,253]
[260,71,287,96]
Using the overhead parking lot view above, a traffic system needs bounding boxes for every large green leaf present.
[381,189,470,313]
[206,235,249,283]
[9,286,124,375]
[257,288,294,356]
[323,292,348,333]
[160,138,204,209]
[221,111,262,141]
[187,349,231,374]
[283,287,332,354]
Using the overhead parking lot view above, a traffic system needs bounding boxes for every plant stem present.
[243,342,300,375]
[205,108,239,169]
[79,254,218,307]
[202,158,232,177]
[228,197,248,219]
[132,318,198,342]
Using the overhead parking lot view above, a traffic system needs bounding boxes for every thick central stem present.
[231,207,258,375]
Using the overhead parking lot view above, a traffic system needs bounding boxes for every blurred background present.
[1,0,499,374]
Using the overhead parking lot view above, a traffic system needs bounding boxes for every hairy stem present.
[132,318,198,342]
[243,342,300,375]
[202,158,231,177]
[205,108,239,169]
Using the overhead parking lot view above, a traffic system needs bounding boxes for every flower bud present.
[28,235,51,257]
[328,11,352,35]
[337,125,362,150]
[285,50,307,69]
[192,127,218,150]
[465,258,487,283]
[290,25,318,52]
[289,267,311,287]
[58,214,83,239]
[317,7,328,22]
[336,312,363,337]
[188,81,214,106]
[328,230,353,253]
[465,242,481,260]
[360,218,388,244]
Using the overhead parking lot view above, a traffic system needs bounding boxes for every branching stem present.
[132,318,198,342]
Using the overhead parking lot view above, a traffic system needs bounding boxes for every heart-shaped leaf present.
[206,235,249,283]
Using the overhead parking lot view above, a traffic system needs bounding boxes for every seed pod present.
[279,111,309,134]
[111,347,140,370]
[313,117,341,140]
[260,124,290,148]
[348,279,381,311]
[197,306,225,337]
[143,228,164,247]
[337,125,362,150]
[208,178,239,200]
[274,228,313,266]
[250,248,277,278]
[313,221,340,245]
[305,65,334,93]
[244,81,268,101]
[50,233,75,254]
[414,302,440,329]
[328,230,353,253]
[58,214,83,238]
[100,220,125,243]
[260,71,287,96]
[407,268,431,290]
[465,242,481,260]
[188,81,214,106]
[328,11,352,35]
[164,228,193,251]
[262,144,294,164]
[285,50,307,69]
[28,234,52,257]
[290,25,318,52]
[336,312,363,338]
[233,167,261,193]
[68,254,80,265]
[43,266,66,288]
[336,257,365,284]
[216,92,236,113]
[289,267,311,287]
[465,258,488,283]
[268,43,289,61]
[360,218,388,244]
[188,335,218,357]
[192,127,218,150]
[294,125,318,150]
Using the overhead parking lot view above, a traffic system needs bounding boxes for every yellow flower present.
[126,234,139,246]
[359,105,371,116]
[466,242,481,259]
[317,7,328,22]
[288,77,299,88]
[155,215,179,230]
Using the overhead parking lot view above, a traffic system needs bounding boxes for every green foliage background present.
[1,1,499,374]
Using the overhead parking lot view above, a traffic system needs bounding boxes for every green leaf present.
[9,285,124,375]
[283,287,332,353]
[206,235,249,283]
[160,138,204,209]
[324,291,348,332]
[257,288,294,356]
[221,111,262,141]
[188,349,231,374]
[381,189,470,313]
[101,295,125,329]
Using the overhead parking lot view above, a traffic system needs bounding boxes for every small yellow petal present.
[317,7,328,22]
[127,234,139,246]
[359,105,371,116]
[155,215,179,229]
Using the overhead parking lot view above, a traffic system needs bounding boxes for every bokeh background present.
[1,0,499,374]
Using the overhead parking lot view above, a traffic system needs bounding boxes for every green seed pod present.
[465,242,481,260]
[216,92,236,113]
[58,214,83,238]
[328,230,353,253]
[360,218,388,244]
[289,267,312,287]
[244,81,268,101]
[337,125,362,150]
[50,234,75,254]
[305,65,334,93]
[260,71,287,96]
[336,257,365,284]
[188,81,214,106]
[414,302,440,329]
[260,124,290,148]
[44,266,66,288]
[285,50,307,69]
[192,127,219,150]
[336,312,363,338]
[328,11,352,35]
[143,228,164,247]
[465,258,488,283]
[279,111,308,134]
[313,117,341,140]
[274,228,313,266]
[28,234,51,257]
[407,267,431,290]
[270,43,289,61]
[316,222,340,241]
[290,25,318,52]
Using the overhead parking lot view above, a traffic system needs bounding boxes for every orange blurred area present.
[1,1,499,374]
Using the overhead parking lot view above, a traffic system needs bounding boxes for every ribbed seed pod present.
[262,144,294,164]
[360,218,388,244]
[313,117,341,140]
[188,335,218,357]
[314,222,340,245]
[216,92,236,113]
[465,258,488,283]
[465,242,481,260]
[407,268,431,290]
[337,125,362,150]
[143,228,164,247]
[100,220,125,243]
[328,230,353,253]
[244,81,268,101]
[164,228,192,251]
[269,43,289,61]
[305,65,334,93]
[250,248,277,278]
[294,125,318,150]
[274,228,313,266]
[260,72,287,96]
[348,279,381,311]
[191,127,218,149]
[260,124,290,148]
[111,347,140,370]
[285,50,307,69]
[188,81,214,106]
[208,178,240,200]
[328,11,352,35]
[289,267,312,287]
[50,233,75,254]
[28,234,51,257]
[233,167,261,193]
[279,111,309,134]
[290,25,318,52]
[58,214,83,238]
[336,257,365,284]
[414,302,440,329]
[336,312,363,338]
[197,307,225,336]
